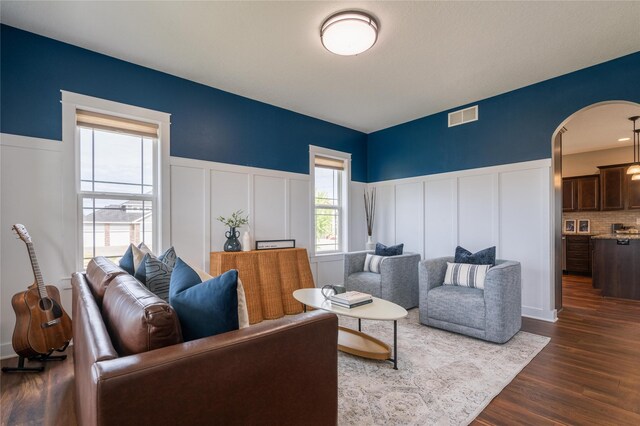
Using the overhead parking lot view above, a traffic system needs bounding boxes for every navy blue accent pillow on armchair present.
[375,243,404,256]
[454,246,496,266]
[169,258,239,341]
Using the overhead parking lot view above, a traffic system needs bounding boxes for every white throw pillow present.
[363,253,385,274]
[131,242,152,271]
[443,262,491,290]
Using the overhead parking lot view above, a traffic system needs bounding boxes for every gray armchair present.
[419,257,522,343]
[344,251,421,309]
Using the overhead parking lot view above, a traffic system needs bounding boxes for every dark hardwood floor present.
[2,275,639,425]
[1,348,75,426]
[475,275,640,426]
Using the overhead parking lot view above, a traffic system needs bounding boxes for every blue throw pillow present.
[169,258,239,341]
[134,253,153,285]
[119,244,135,275]
[375,242,404,256]
[454,246,496,266]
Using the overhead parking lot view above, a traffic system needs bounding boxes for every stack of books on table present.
[330,291,373,308]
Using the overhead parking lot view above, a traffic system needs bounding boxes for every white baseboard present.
[1,342,16,360]
[522,306,558,322]
[0,342,75,361]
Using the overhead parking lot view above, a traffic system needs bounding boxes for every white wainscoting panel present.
[369,159,555,322]
[458,174,496,253]
[210,170,249,252]
[1,136,69,358]
[289,179,310,251]
[372,184,396,246]
[499,167,551,318]
[395,181,424,255]
[170,157,362,286]
[170,165,207,268]
[424,178,458,259]
[253,175,287,241]
[311,256,345,287]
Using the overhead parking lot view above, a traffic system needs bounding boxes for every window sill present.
[309,252,344,262]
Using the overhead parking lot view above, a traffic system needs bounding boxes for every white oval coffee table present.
[293,288,407,369]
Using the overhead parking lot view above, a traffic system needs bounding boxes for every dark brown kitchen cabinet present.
[576,175,599,211]
[628,173,640,209]
[599,165,625,210]
[564,235,592,275]
[562,175,599,212]
[562,179,577,212]
[592,238,640,300]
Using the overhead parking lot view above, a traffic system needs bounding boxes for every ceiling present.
[2,1,639,133]
[563,103,640,155]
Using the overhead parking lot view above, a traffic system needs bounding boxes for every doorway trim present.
[550,100,640,311]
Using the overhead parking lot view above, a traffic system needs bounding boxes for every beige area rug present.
[337,309,549,425]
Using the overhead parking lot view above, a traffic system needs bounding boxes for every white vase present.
[366,235,375,250]
[242,230,252,252]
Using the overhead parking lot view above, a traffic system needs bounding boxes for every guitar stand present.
[2,346,69,373]
[2,356,45,373]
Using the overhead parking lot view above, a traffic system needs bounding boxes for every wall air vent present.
[448,105,478,127]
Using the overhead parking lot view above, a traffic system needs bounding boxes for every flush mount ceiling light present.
[321,11,378,56]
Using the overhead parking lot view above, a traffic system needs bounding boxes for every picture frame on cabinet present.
[577,219,591,234]
[564,219,576,234]
[255,239,296,250]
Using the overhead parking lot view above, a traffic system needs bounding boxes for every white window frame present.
[309,145,351,256]
[61,91,171,271]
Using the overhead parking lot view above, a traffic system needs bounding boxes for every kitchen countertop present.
[591,233,640,240]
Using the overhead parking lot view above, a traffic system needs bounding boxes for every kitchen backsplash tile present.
[563,211,640,235]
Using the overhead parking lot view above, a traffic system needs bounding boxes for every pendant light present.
[633,128,640,181]
[627,116,640,175]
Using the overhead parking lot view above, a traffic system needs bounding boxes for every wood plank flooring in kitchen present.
[1,275,639,425]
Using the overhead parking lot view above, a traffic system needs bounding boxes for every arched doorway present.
[551,100,640,310]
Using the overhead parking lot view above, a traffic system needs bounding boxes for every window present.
[311,147,350,254]
[77,110,159,266]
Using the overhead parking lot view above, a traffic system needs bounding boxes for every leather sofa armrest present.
[92,311,338,426]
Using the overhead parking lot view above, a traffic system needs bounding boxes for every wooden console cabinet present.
[210,248,315,324]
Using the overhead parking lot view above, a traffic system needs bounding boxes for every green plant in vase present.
[217,210,249,252]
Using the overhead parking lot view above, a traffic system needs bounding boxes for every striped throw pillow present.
[363,253,385,274]
[443,262,491,289]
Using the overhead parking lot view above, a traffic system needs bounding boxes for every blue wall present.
[3,24,639,184]
[367,52,640,182]
[0,25,369,181]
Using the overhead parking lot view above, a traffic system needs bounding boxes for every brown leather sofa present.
[72,257,339,426]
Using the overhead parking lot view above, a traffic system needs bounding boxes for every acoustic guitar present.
[9,224,72,358]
